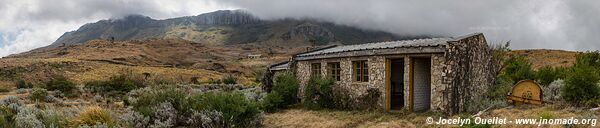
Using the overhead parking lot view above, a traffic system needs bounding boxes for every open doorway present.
[411,58,431,112]
[390,59,404,110]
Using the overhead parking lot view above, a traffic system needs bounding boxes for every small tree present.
[535,66,559,86]
[561,65,600,106]
[262,71,299,112]
[502,55,535,83]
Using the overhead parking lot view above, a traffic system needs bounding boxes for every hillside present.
[1,38,299,87]
[48,10,418,48]
[509,49,578,69]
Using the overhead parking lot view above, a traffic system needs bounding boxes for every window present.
[352,60,368,82]
[327,62,341,81]
[311,63,321,77]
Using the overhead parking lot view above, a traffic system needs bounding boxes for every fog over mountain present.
[1,0,600,57]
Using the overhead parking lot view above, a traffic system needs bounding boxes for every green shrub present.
[189,91,261,127]
[502,55,535,83]
[303,76,335,109]
[0,106,16,127]
[488,75,514,100]
[16,80,33,89]
[84,75,139,95]
[221,74,237,84]
[356,88,381,109]
[29,88,48,101]
[535,66,559,86]
[45,76,77,94]
[131,88,188,118]
[574,51,600,69]
[561,65,600,106]
[262,72,299,112]
[41,110,68,128]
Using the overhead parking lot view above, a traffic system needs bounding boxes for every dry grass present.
[264,105,598,128]
[263,108,444,128]
[509,49,577,69]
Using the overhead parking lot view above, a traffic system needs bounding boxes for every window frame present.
[327,62,341,81]
[352,60,369,82]
[311,63,322,78]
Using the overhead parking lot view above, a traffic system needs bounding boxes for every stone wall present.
[442,33,494,114]
[293,33,492,114]
[295,54,445,110]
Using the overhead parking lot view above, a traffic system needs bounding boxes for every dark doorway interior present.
[390,59,404,110]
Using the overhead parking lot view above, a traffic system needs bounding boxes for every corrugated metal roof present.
[296,37,452,57]
[269,61,289,71]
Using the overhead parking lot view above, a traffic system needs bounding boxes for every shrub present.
[189,91,261,127]
[119,108,150,128]
[262,72,299,112]
[45,75,77,94]
[488,75,514,100]
[14,107,44,128]
[73,106,115,127]
[535,66,559,86]
[29,88,48,101]
[303,76,335,109]
[85,75,138,95]
[574,51,600,69]
[40,110,68,128]
[561,65,600,106]
[15,80,33,89]
[356,88,381,109]
[502,55,535,83]
[130,88,187,118]
[186,110,225,128]
[542,79,563,101]
[221,74,237,84]
[150,102,177,127]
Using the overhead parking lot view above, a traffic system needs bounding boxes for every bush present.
[14,107,44,128]
[84,75,139,96]
[130,87,188,119]
[15,80,33,89]
[73,106,115,127]
[189,91,261,127]
[488,75,514,100]
[561,65,600,106]
[502,55,535,83]
[40,110,68,128]
[29,88,48,101]
[221,74,237,84]
[45,75,77,93]
[535,66,560,86]
[542,79,564,101]
[262,72,299,112]
[303,76,335,109]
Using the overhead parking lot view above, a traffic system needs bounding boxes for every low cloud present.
[0,0,232,57]
[1,0,599,57]
[215,0,600,51]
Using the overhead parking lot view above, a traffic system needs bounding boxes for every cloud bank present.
[1,0,599,57]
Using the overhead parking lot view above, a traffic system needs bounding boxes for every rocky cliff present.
[49,10,415,48]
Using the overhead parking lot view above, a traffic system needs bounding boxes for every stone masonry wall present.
[442,33,494,114]
[296,53,445,110]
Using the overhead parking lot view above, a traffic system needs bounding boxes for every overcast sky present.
[1,0,599,57]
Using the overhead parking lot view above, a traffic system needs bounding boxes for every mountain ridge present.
[48,10,423,48]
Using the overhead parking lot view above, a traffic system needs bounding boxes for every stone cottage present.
[272,33,494,114]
